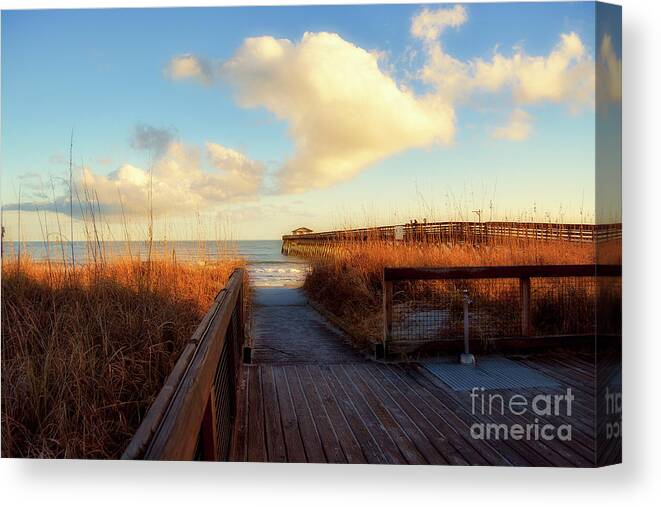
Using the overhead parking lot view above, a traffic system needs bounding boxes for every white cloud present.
[199,143,265,202]
[405,5,597,158]
[14,140,265,219]
[418,44,472,105]
[412,7,595,110]
[491,109,533,141]
[410,5,467,42]
[474,33,595,108]
[220,32,455,193]
[164,54,214,84]
[130,124,178,157]
[596,34,622,105]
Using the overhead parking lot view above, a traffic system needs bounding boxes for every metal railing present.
[381,264,621,357]
[122,268,246,460]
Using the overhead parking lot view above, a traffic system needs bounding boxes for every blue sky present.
[1,3,621,240]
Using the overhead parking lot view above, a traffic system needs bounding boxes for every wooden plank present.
[510,377,595,434]
[316,364,386,464]
[335,364,419,464]
[295,365,352,464]
[361,364,472,466]
[521,358,595,399]
[518,366,596,420]
[518,360,596,414]
[544,355,596,380]
[284,366,328,463]
[246,366,267,462]
[409,364,571,467]
[273,366,307,462]
[261,365,287,462]
[397,364,539,466]
[454,386,592,468]
[520,387,596,462]
[384,264,621,282]
[372,364,505,466]
[350,364,446,465]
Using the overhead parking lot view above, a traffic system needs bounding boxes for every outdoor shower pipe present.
[459,289,476,366]
[463,289,472,355]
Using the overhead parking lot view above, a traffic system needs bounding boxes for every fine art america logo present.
[469,387,574,442]
[604,386,622,440]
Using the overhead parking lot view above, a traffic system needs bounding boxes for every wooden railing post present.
[520,276,532,336]
[199,388,219,461]
[382,276,393,359]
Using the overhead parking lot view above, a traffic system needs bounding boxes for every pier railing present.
[122,268,247,460]
[282,221,621,254]
[381,264,621,357]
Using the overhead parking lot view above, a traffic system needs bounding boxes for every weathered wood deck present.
[230,288,611,466]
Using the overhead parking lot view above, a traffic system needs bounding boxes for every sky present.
[1,2,621,241]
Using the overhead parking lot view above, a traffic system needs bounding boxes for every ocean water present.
[238,241,309,287]
[5,240,309,288]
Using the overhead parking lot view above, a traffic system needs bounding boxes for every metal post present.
[520,276,532,336]
[381,278,393,360]
[460,290,475,365]
[237,277,252,364]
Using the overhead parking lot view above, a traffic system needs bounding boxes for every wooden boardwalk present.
[249,288,361,364]
[281,221,622,255]
[230,288,608,466]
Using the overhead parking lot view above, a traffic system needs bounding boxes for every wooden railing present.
[381,264,621,357]
[122,268,246,461]
[282,221,622,247]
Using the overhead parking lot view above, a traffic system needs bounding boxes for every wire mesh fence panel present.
[597,276,622,335]
[390,273,622,346]
[530,276,621,336]
[530,276,594,336]
[212,299,242,460]
[391,278,521,344]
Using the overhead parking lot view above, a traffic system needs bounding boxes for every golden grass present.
[303,240,619,346]
[1,255,243,458]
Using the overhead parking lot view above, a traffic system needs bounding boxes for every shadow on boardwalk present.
[231,287,607,466]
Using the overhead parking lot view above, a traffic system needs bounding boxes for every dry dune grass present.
[303,239,617,345]
[1,255,243,458]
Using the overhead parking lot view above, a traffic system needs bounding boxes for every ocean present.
[4,240,309,288]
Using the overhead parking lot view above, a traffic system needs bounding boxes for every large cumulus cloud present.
[219,32,455,193]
